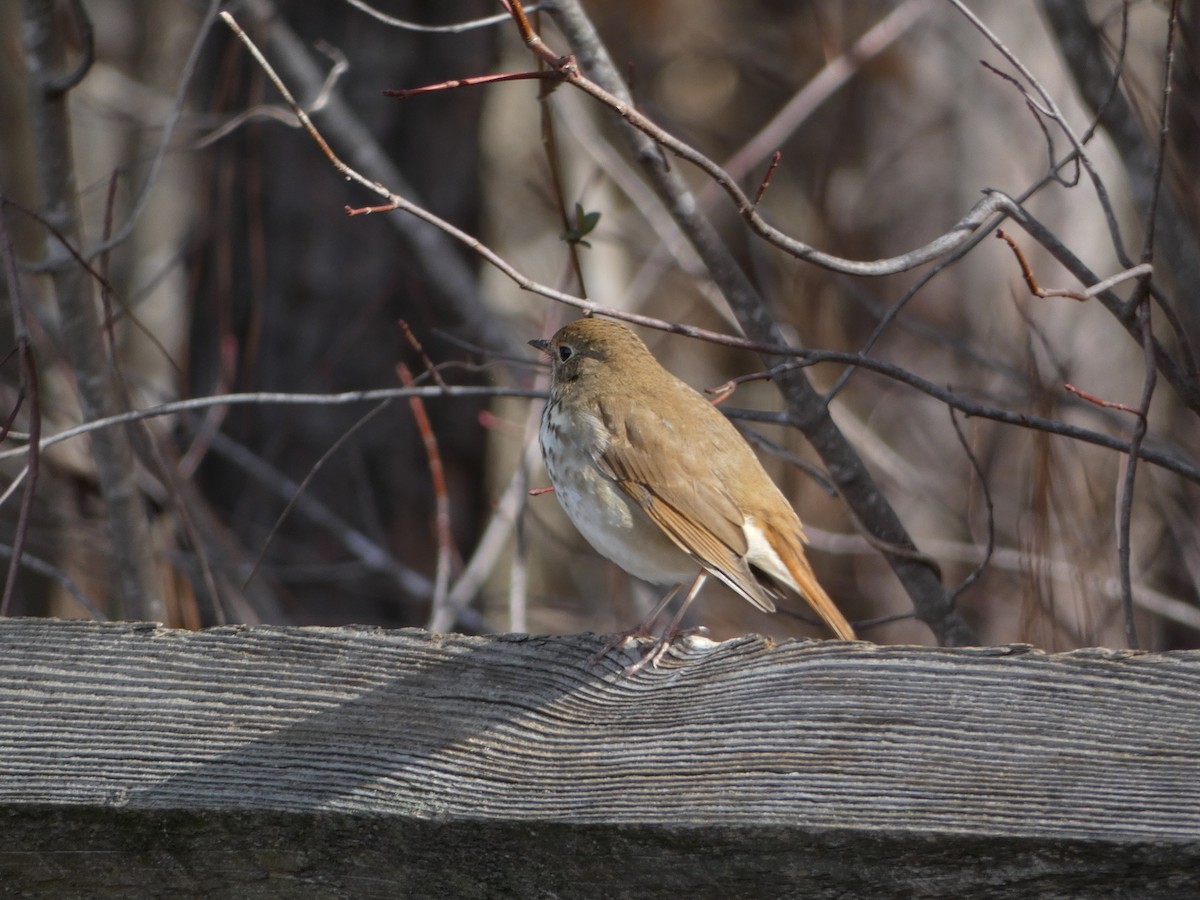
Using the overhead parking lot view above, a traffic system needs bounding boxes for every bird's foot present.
[609,624,710,675]
[589,621,656,667]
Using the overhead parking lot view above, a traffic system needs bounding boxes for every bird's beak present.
[529,338,550,355]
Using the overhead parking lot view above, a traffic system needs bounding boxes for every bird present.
[529,317,854,663]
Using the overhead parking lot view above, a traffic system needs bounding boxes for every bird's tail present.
[776,536,856,641]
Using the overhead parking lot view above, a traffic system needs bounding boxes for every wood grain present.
[1,618,1198,897]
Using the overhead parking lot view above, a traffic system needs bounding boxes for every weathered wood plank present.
[1,618,1198,897]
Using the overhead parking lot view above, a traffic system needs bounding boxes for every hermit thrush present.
[530,317,855,643]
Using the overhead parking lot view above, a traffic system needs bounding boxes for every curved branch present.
[548,42,1021,276]
[727,352,1200,485]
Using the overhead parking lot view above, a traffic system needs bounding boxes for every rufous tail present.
[779,540,856,641]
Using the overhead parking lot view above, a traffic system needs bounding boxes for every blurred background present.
[1,0,1197,651]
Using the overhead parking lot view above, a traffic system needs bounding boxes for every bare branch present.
[342,0,539,34]
[1040,0,1200,341]
[995,228,1153,301]
[0,386,543,465]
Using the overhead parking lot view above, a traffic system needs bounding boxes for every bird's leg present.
[590,582,682,665]
[627,571,709,674]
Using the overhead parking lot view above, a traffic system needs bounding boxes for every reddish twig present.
[398,320,447,388]
[383,69,558,99]
[996,228,1086,301]
[1063,384,1140,416]
[397,362,455,623]
[753,151,781,207]
[344,203,399,217]
[705,369,778,405]
[507,0,571,67]
[537,38,591,298]
[996,229,1152,302]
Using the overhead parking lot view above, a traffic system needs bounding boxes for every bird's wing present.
[595,406,776,613]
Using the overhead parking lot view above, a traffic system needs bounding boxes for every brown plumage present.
[531,317,854,641]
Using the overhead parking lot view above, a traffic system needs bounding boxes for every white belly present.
[540,405,696,586]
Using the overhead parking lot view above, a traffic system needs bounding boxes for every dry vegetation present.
[1,0,1197,652]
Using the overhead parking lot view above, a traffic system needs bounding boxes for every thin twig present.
[5,196,185,382]
[201,427,433,599]
[397,363,455,627]
[535,42,591,299]
[0,543,103,620]
[950,0,1134,270]
[96,168,220,627]
[342,0,541,34]
[510,472,530,634]
[1008,201,1200,413]
[383,69,558,99]
[1064,384,1139,415]
[752,152,781,207]
[84,0,221,261]
[978,60,1062,180]
[534,16,1022,276]
[0,386,541,465]
[217,10,808,357]
[507,0,567,66]
[946,408,995,605]
[1139,0,1179,266]
[430,422,544,633]
[0,206,41,617]
[995,228,1153,301]
[398,321,448,388]
[0,367,1193,491]
[1117,301,1158,649]
[242,399,395,589]
[195,40,350,148]
[723,346,1200,485]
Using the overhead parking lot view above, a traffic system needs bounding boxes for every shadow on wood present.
[1,618,1198,897]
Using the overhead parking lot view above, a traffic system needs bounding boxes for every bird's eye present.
[558,345,574,362]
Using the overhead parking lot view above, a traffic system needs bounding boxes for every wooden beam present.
[2,618,1198,896]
